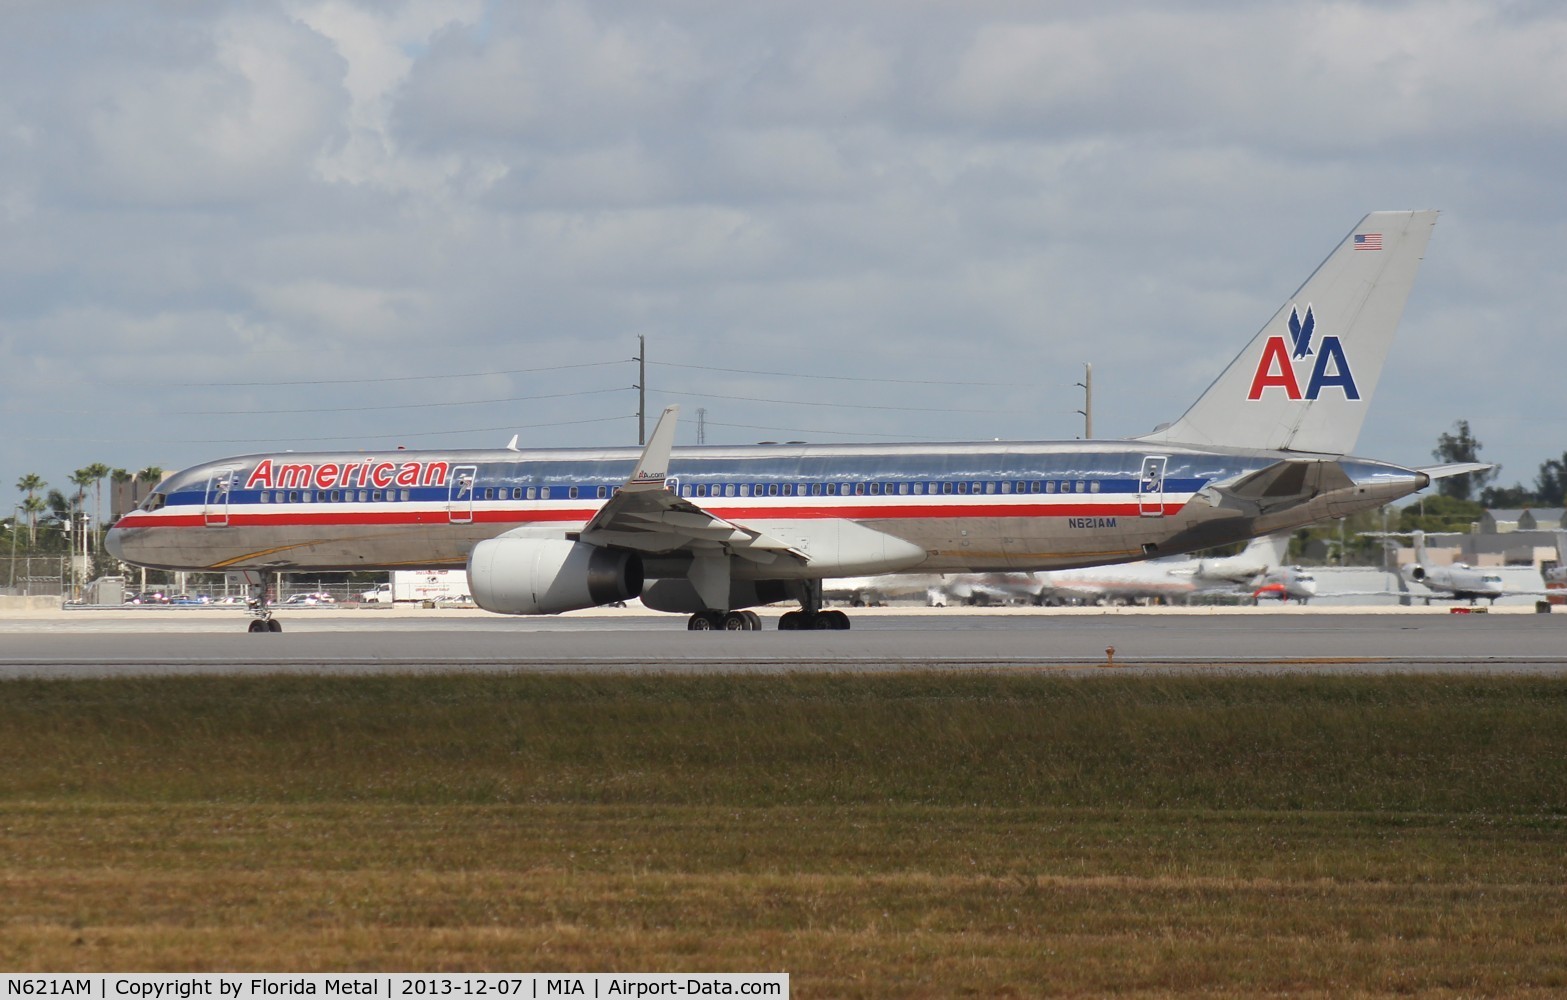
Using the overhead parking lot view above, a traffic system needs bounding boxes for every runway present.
[1,605,1565,677]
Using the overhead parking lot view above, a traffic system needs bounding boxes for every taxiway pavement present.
[0,605,1563,677]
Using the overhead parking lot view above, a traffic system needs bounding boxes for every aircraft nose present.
[104,525,128,562]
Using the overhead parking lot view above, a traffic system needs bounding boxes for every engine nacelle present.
[640,578,792,614]
[468,537,642,615]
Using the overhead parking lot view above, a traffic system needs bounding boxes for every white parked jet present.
[1392,530,1559,605]
[108,210,1474,632]
[918,532,1311,606]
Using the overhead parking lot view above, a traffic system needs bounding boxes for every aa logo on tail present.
[1246,305,1359,401]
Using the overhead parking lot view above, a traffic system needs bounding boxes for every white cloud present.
[1,0,1565,487]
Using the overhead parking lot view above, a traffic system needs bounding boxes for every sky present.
[3,0,1565,506]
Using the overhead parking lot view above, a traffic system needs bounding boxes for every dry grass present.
[1,673,1565,995]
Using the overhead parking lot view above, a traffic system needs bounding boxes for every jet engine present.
[640,578,792,613]
[468,537,642,615]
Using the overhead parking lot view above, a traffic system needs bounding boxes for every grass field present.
[1,672,1565,996]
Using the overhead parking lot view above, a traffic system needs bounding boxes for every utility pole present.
[1075,363,1093,439]
[7,505,18,594]
[696,407,707,445]
[634,335,647,445]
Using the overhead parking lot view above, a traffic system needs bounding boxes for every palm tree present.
[15,474,45,543]
[136,466,164,489]
[70,470,95,552]
[84,462,111,536]
[20,496,46,545]
[110,469,133,522]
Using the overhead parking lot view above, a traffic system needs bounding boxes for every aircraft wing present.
[576,406,808,567]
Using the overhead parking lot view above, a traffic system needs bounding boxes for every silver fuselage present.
[106,439,1426,580]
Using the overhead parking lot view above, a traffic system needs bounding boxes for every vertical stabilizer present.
[1139,210,1437,455]
[1245,531,1290,570]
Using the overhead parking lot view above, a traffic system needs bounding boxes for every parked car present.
[283,592,336,605]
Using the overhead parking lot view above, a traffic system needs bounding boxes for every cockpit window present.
[140,492,167,512]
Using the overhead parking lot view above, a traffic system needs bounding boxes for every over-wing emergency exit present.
[108,211,1468,632]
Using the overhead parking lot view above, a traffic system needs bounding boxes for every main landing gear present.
[777,609,850,630]
[684,608,851,630]
[244,571,283,633]
[686,610,763,631]
[684,581,852,631]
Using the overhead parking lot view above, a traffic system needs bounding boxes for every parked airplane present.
[1548,533,1567,585]
[1248,566,1318,604]
[933,536,1303,608]
[1402,530,1506,604]
[107,210,1473,632]
[1334,531,1558,605]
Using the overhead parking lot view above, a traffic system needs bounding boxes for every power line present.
[165,360,626,389]
[659,387,1027,415]
[9,415,638,447]
[169,386,626,417]
[702,420,947,441]
[1,360,623,391]
[649,360,1033,387]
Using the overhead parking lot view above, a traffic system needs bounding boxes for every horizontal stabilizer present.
[1417,462,1494,482]
[1224,459,1355,502]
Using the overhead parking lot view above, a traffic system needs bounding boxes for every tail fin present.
[1244,530,1290,569]
[1138,210,1438,455]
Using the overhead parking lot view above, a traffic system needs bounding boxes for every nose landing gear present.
[243,571,283,633]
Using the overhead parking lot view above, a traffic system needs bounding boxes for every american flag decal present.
[1354,233,1383,251]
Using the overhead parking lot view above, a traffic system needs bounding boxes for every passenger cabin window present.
[597,486,608,499]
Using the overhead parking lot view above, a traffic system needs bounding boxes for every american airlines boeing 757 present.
[106,210,1480,631]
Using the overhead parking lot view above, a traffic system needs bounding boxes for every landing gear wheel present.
[248,619,267,633]
[811,613,834,630]
[742,610,762,630]
[825,609,851,630]
[688,612,718,631]
[778,611,801,631]
[267,619,282,633]
[723,611,753,631]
